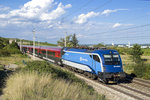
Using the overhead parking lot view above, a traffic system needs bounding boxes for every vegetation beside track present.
[3,61,105,100]
[3,71,104,100]
[107,45,150,80]
[0,37,21,57]
[0,54,31,68]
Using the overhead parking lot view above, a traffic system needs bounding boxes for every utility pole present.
[128,41,130,48]
[33,29,35,60]
[20,39,22,51]
[65,32,67,47]
[37,36,40,56]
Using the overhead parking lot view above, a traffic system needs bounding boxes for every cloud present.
[74,9,128,24]
[112,23,133,28]
[101,9,128,16]
[9,0,54,19]
[0,5,10,11]
[112,23,121,28]
[74,11,100,24]
[40,3,71,21]
[0,14,7,18]
[0,0,71,25]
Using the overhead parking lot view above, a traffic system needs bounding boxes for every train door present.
[92,55,101,74]
[90,55,96,73]
[93,55,96,72]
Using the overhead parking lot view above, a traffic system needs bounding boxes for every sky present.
[0,0,150,44]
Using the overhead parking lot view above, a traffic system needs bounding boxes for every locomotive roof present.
[64,48,119,54]
[22,45,62,52]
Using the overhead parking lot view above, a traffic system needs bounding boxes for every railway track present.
[31,54,150,100]
[62,66,150,100]
[132,78,150,88]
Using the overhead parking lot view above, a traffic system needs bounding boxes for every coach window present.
[35,49,38,53]
[42,50,46,54]
[48,51,55,56]
[30,48,33,53]
[93,55,100,63]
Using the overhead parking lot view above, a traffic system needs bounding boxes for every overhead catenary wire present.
[61,0,112,21]
[92,0,112,11]
[90,28,150,37]
[98,35,150,40]
[89,23,150,35]
[61,0,94,21]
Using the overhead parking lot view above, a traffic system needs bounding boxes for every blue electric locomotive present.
[21,45,126,83]
[61,48,126,83]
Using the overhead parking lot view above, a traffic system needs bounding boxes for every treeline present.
[0,37,21,57]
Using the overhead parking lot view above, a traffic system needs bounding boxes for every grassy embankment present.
[3,61,105,100]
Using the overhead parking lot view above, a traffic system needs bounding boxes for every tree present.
[130,44,143,63]
[71,33,78,47]
[57,34,79,47]
[93,43,105,48]
[57,35,72,47]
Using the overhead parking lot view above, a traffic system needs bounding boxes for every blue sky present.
[0,0,150,44]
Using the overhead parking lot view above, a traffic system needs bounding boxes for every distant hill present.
[14,38,57,47]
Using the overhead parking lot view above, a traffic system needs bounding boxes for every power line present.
[89,23,150,35]
[99,35,150,39]
[90,28,150,37]
[92,0,112,11]
[61,0,112,21]
[61,0,93,21]
[118,14,149,23]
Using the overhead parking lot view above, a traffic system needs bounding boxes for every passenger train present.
[21,45,126,83]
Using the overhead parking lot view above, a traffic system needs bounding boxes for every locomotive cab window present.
[93,55,100,63]
[103,54,120,65]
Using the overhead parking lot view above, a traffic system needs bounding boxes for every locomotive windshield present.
[103,54,120,65]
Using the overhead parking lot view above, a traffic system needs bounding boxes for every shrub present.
[129,44,143,63]
[7,48,21,54]
[23,61,90,88]
[143,64,150,80]
[133,62,146,78]
[0,42,4,49]
[0,49,11,57]
[127,63,150,80]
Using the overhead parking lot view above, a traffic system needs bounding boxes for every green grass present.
[0,54,31,68]
[142,48,150,56]
[121,54,150,74]
[121,53,150,80]
[0,64,3,70]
